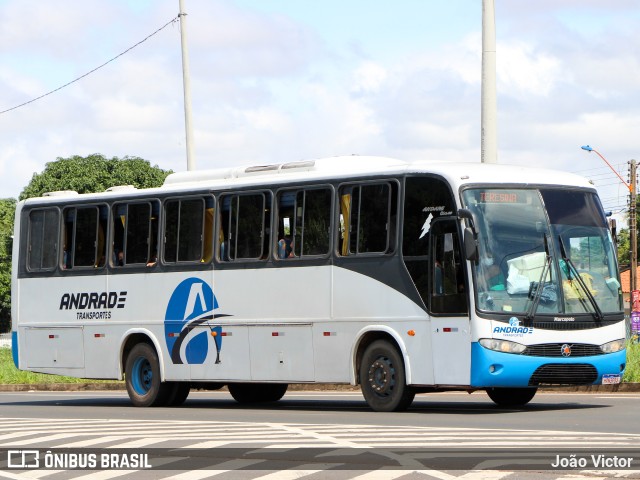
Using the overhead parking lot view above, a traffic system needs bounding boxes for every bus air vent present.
[244,164,279,173]
[43,190,79,197]
[105,185,137,192]
[281,160,315,170]
[528,363,598,386]
[523,343,602,357]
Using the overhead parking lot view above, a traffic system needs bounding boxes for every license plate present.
[602,374,621,385]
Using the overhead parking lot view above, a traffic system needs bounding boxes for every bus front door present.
[429,219,471,386]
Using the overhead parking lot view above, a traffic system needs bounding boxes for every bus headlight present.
[479,338,526,354]
[600,339,625,354]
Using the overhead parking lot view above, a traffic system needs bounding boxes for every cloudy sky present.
[1,0,639,222]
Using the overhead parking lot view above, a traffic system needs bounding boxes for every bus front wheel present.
[359,340,415,412]
[486,387,537,407]
[125,343,172,407]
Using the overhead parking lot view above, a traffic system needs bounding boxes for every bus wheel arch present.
[120,332,165,380]
[354,331,415,412]
[120,332,173,407]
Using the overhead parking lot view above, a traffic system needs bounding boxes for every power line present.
[571,163,627,175]
[0,14,180,115]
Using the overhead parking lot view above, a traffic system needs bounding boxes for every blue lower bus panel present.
[470,342,626,388]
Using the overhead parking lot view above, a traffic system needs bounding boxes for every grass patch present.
[0,348,120,385]
[623,340,640,382]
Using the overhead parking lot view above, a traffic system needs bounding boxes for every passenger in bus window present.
[113,250,124,267]
[483,255,505,291]
[278,236,295,259]
[63,249,71,269]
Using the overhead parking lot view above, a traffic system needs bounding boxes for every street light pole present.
[581,146,636,293]
[629,159,637,294]
[481,0,498,164]
[179,0,195,171]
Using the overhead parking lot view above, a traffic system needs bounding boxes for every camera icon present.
[7,450,40,469]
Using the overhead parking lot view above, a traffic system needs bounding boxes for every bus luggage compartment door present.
[249,324,314,381]
[24,327,85,369]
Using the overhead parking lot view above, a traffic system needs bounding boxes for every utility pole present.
[481,0,498,164]
[179,0,195,171]
[630,159,637,294]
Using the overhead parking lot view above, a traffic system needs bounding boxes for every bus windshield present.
[462,188,622,318]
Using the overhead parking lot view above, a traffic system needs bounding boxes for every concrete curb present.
[0,383,638,393]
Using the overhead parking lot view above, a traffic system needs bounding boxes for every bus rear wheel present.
[359,340,415,412]
[125,343,172,407]
[228,383,288,403]
[486,387,537,407]
[165,382,191,407]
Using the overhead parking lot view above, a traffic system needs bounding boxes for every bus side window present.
[301,188,331,256]
[111,201,159,267]
[339,182,396,255]
[276,187,331,260]
[163,196,206,264]
[63,205,108,269]
[219,192,271,261]
[27,208,59,272]
[112,204,126,267]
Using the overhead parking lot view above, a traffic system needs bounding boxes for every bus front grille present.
[528,364,598,386]
[523,343,602,357]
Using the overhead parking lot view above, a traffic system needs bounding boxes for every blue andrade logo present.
[164,278,229,365]
[493,317,534,336]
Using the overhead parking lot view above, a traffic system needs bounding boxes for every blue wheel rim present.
[131,356,152,395]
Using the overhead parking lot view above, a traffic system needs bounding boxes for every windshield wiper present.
[558,236,604,322]
[525,236,552,323]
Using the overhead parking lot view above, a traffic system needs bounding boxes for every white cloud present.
[350,61,388,95]
[0,0,638,210]
[497,41,562,96]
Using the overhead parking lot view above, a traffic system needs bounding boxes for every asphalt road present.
[0,390,639,479]
[1,389,639,433]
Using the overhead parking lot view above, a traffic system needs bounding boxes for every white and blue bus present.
[11,156,627,411]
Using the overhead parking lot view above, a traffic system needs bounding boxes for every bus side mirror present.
[458,208,479,262]
[463,227,479,262]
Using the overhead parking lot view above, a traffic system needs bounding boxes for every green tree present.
[0,198,16,332]
[617,228,630,266]
[20,154,172,200]
[0,154,172,332]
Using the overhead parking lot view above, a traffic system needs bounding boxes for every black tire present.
[124,343,172,407]
[486,387,537,407]
[228,383,288,403]
[359,340,415,412]
[165,382,191,407]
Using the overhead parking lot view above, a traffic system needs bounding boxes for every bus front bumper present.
[470,342,627,388]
